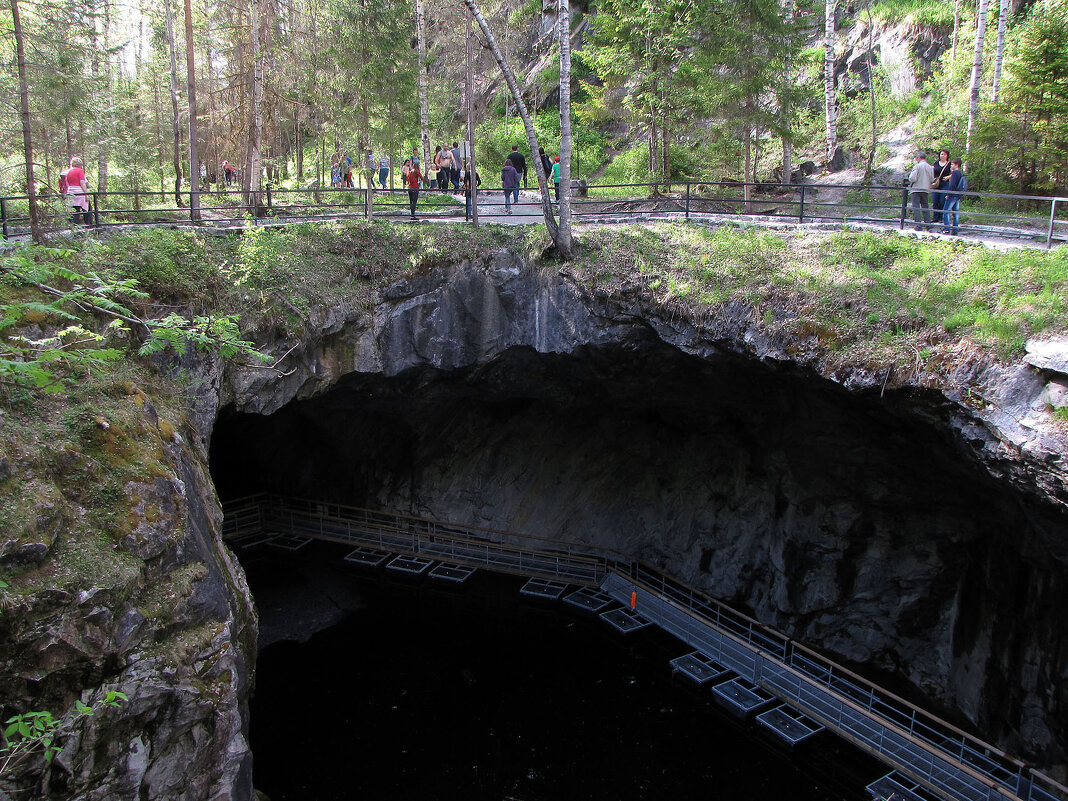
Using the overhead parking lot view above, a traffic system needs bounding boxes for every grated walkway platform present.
[519,578,569,600]
[428,562,476,583]
[385,554,434,576]
[670,652,731,685]
[563,587,613,612]
[713,677,776,718]
[757,703,825,746]
[344,546,390,567]
[600,606,651,634]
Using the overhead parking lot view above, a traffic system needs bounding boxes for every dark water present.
[247,547,883,801]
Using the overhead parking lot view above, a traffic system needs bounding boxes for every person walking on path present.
[405,161,423,219]
[63,157,91,225]
[378,154,391,190]
[538,147,552,187]
[932,149,952,214]
[437,145,452,193]
[506,145,527,189]
[427,159,440,190]
[908,152,934,230]
[942,158,965,235]
[411,147,421,170]
[451,142,463,191]
[501,159,520,214]
[552,156,561,201]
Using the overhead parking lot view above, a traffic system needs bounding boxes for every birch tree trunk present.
[991,0,1009,102]
[461,0,560,244]
[96,0,113,195]
[465,12,478,226]
[184,0,201,220]
[11,0,40,242]
[951,0,961,67]
[966,0,990,152]
[781,0,794,186]
[556,0,573,254]
[417,0,431,165]
[824,0,838,163]
[245,0,265,203]
[164,0,184,204]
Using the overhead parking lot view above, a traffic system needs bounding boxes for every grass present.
[867,0,958,28]
[567,224,1068,362]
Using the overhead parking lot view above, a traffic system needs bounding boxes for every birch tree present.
[992,0,1010,102]
[461,0,562,249]
[966,0,990,152]
[416,0,430,165]
[185,0,201,219]
[824,0,837,163]
[245,0,265,202]
[557,0,573,254]
[164,0,184,203]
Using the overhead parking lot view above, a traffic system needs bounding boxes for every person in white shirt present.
[908,152,935,230]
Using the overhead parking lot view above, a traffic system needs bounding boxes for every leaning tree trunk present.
[991,0,1009,102]
[461,0,560,245]
[865,4,877,179]
[966,0,990,153]
[556,0,573,255]
[184,0,200,220]
[823,0,838,164]
[416,0,430,166]
[11,0,40,242]
[164,0,184,205]
[781,0,794,186]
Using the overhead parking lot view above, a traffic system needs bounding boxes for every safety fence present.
[4,178,1067,248]
[222,492,1067,801]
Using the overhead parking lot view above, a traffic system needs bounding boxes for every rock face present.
[0,388,256,800]
[212,251,1068,775]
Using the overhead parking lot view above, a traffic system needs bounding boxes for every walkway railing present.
[222,493,1067,801]
[5,178,1066,248]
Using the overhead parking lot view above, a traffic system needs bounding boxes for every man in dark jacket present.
[502,160,520,214]
[506,145,527,189]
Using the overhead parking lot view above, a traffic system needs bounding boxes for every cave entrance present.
[207,341,1043,798]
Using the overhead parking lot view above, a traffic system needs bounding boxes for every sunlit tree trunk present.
[417,0,430,165]
[991,0,1009,102]
[245,0,265,202]
[461,0,560,245]
[781,0,794,186]
[164,0,184,204]
[951,0,961,67]
[184,0,201,219]
[11,0,40,242]
[824,0,837,163]
[557,0,573,254]
[966,0,990,152]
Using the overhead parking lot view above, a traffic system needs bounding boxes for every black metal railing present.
[4,179,1066,249]
[223,493,1068,801]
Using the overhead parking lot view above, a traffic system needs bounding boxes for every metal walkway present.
[222,494,1066,801]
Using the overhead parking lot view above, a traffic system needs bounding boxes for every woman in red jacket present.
[405,162,423,219]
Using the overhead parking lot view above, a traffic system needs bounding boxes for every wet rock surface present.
[213,253,1068,774]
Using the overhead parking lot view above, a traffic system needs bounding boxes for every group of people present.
[907,150,968,235]
[329,141,566,219]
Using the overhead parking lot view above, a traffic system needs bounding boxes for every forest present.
[2,0,1068,213]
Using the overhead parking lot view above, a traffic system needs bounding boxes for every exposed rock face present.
[0,391,256,801]
[212,251,1068,774]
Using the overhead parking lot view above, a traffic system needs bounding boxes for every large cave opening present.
[209,337,1068,774]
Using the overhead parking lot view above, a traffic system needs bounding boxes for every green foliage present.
[0,244,266,395]
[1,692,128,779]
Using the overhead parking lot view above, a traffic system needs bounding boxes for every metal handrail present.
[222,493,1067,801]
[4,179,1065,247]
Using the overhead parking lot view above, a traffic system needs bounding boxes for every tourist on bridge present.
[405,160,423,219]
[411,147,421,169]
[538,147,552,187]
[427,158,440,189]
[907,152,934,230]
[506,144,527,189]
[552,156,561,201]
[502,159,520,214]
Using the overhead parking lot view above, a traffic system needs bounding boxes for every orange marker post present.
[630,591,637,609]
